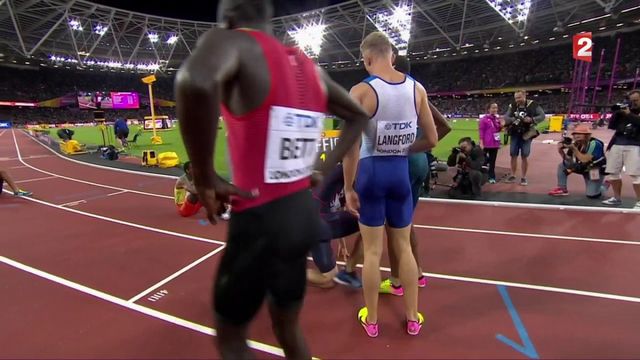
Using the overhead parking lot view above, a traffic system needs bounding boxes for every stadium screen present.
[78,91,139,109]
[0,121,11,129]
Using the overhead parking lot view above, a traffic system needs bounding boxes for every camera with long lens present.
[561,136,573,146]
[451,146,461,155]
[611,102,629,112]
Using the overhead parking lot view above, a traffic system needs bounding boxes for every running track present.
[2,128,640,359]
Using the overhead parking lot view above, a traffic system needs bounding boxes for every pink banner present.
[568,113,612,120]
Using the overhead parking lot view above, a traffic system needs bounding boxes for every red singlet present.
[221,30,328,212]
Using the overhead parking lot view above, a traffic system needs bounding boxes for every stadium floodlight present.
[94,24,108,36]
[148,32,159,43]
[166,35,179,44]
[287,20,327,58]
[368,1,413,55]
[68,19,83,31]
[485,0,531,24]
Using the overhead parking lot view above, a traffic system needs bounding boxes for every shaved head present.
[217,0,273,29]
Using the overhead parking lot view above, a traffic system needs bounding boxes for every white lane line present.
[413,224,640,247]
[419,197,640,213]
[128,246,226,303]
[107,190,128,197]
[60,200,87,207]
[5,188,640,304]
[12,130,173,200]
[14,176,58,184]
[330,260,640,304]
[0,255,288,358]
[2,188,225,246]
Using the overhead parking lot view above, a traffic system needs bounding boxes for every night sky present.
[91,0,347,22]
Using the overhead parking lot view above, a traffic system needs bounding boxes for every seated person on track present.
[0,168,32,197]
[113,118,129,147]
[174,161,203,217]
[307,162,363,289]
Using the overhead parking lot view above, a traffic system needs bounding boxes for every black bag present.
[100,145,119,161]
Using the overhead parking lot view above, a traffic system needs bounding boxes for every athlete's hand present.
[197,175,257,225]
[310,170,323,188]
[344,189,360,218]
[524,116,533,123]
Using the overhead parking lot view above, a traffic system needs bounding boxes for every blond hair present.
[360,31,393,58]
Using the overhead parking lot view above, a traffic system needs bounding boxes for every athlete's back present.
[221,29,327,211]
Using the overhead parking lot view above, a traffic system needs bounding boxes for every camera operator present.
[503,90,545,186]
[548,125,606,199]
[447,137,486,199]
[603,90,640,209]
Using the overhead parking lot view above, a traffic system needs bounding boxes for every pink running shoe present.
[418,276,427,288]
[407,312,425,336]
[358,307,379,337]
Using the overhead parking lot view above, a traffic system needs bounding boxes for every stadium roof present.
[1,0,639,74]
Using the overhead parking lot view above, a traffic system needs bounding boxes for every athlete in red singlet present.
[175,1,368,358]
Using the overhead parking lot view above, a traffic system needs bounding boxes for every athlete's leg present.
[354,157,386,329]
[359,223,385,324]
[385,157,420,326]
[213,209,268,359]
[386,224,418,321]
[265,190,319,359]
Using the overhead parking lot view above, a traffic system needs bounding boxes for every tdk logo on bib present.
[383,121,413,131]
[283,113,318,129]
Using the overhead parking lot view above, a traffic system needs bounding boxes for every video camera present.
[611,102,629,112]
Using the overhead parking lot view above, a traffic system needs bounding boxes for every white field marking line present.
[60,200,87,207]
[5,185,639,306]
[14,176,57,184]
[330,259,640,304]
[23,130,178,180]
[413,224,640,247]
[0,130,6,137]
[8,165,28,169]
[128,245,226,303]
[12,130,173,200]
[0,255,288,358]
[419,196,640,214]
[1,188,225,246]
[107,190,128,197]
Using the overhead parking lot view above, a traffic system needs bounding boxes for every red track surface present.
[2,128,640,359]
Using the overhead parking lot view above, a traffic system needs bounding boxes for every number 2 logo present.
[573,32,593,62]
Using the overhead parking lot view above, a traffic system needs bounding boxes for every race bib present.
[493,132,501,141]
[589,168,600,181]
[373,119,417,156]
[264,106,323,183]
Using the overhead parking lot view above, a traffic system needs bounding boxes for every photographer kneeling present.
[548,124,606,199]
[447,137,486,199]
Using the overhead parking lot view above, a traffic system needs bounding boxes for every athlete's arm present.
[428,101,451,140]
[175,29,240,188]
[175,29,253,224]
[316,69,369,180]
[408,83,438,153]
